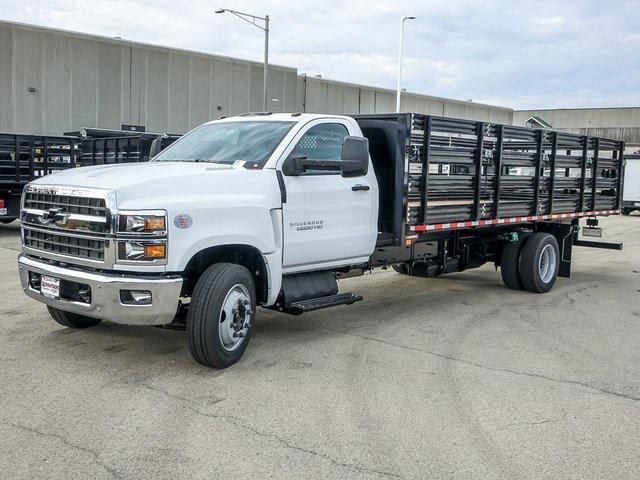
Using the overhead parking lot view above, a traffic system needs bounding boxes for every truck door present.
[279,119,377,273]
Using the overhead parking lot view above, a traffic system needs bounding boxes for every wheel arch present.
[181,244,270,305]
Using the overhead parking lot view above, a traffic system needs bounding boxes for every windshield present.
[154,121,296,167]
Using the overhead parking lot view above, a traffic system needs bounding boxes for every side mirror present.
[340,136,369,177]
[281,154,308,176]
[149,137,163,159]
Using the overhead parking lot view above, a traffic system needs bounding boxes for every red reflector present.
[0,199,5,209]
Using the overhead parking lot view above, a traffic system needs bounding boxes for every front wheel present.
[47,306,102,328]
[187,263,256,368]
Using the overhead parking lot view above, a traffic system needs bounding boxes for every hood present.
[29,161,281,211]
[32,161,234,190]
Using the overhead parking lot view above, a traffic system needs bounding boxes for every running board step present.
[286,293,363,315]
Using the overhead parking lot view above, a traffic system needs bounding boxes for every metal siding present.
[168,53,189,133]
[0,25,14,132]
[145,49,169,132]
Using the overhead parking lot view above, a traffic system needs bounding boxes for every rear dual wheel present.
[501,233,560,293]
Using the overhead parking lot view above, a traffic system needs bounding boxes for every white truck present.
[18,113,624,368]
[622,154,640,215]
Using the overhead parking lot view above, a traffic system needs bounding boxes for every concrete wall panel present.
[211,58,232,119]
[97,42,122,129]
[69,37,99,131]
[2,20,517,136]
[168,53,189,133]
[12,29,44,134]
[145,49,169,132]
[42,33,71,134]
[128,46,147,128]
[231,61,250,115]
[0,25,14,132]
[190,57,211,126]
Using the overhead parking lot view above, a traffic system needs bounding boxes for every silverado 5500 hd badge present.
[290,220,323,231]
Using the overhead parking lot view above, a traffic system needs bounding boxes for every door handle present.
[352,184,370,191]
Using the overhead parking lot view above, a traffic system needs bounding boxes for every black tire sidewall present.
[47,306,102,328]
[519,233,560,293]
[500,233,530,290]
[188,264,256,368]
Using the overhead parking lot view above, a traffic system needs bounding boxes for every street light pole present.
[263,15,269,112]
[215,8,270,111]
[395,15,416,113]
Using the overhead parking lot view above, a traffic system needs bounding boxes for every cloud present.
[0,0,637,109]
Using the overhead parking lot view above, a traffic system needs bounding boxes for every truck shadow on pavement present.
[30,265,634,373]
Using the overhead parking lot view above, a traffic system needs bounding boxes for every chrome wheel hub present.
[218,284,251,352]
[538,244,557,284]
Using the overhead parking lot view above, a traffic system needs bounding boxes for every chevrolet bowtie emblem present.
[37,207,70,226]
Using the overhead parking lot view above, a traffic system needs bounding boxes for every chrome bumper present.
[18,254,183,326]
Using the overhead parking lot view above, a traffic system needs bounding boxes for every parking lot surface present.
[1,215,639,480]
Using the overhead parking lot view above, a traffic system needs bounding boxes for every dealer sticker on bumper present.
[40,276,60,299]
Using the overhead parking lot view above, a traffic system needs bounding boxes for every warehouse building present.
[514,108,640,151]
[0,20,512,136]
[1,19,637,144]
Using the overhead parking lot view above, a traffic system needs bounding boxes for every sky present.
[1,0,638,110]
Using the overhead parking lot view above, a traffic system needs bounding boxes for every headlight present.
[117,241,167,261]
[117,212,166,234]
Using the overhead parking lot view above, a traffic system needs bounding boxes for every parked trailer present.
[17,112,624,369]
[0,134,80,223]
[622,154,640,215]
[65,128,181,166]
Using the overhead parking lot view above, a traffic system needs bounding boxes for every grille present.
[24,192,108,217]
[23,228,105,261]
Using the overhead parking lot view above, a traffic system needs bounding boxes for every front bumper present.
[18,254,183,326]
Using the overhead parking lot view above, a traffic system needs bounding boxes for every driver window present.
[291,123,348,161]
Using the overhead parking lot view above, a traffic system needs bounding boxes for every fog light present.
[29,272,41,290]
[78,285,91,304]
[118,241,167,261]
[144,244,166,259]
[120,290,152,305]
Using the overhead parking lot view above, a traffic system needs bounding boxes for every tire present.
[622,208,633,216]
[518,233,560,293]
[392,264,409,275]
[500,236,528,290]
[0,217,16,224]
[47,306,102,328]
[187,263,256,369]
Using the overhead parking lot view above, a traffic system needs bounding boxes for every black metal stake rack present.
[406,114,624,232]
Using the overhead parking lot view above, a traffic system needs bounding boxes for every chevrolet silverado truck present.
[18,113,624,368]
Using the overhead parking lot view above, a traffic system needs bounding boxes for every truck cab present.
[18,113,380,368]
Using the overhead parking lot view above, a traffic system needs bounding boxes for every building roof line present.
[0,18,296,71]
